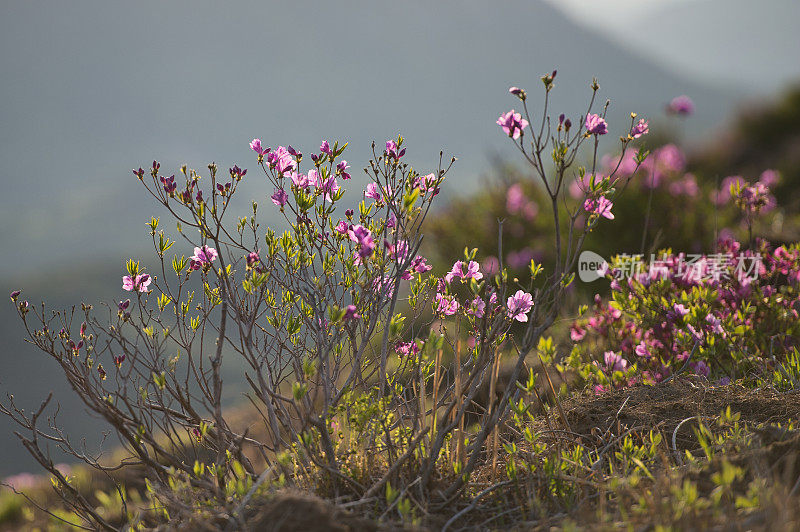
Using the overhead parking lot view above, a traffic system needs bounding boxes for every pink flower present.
[595,196,614,219]
[269,146,296,174]
[348,224,376,258]
[496,110,529,139]
[693,360,710,378]
[604,351,628,372]
[364,182,381,201]
[667,95,694,116]
[585,113,608,135]
[335,220,349,235]
[630,119,649,139]
[506,290,533,322]
[320,140,332,155]
[705,313,725,336]
[122,273,151,292]
[385,140,406,159]
[634,342,650,358]
[466,296,486,318]
[291,171,311,189]
[409,255,432,274]
[249,138,268,155]
[189,245,218,271]
[337,160,351,180]
[307,169,322,188]
[444,260,483,283]
[321,177,339,202]
[270,188,288,207]
[343,304,360,321]
[435,293,459,316]
[584,196,614,219]
[395,341,421,357]
[570,325,586,342]
[673,303,689,317]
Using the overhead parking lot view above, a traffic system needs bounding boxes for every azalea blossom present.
[122,273,151,292]
[667,95,694,116]
[466,296,486,318]
[290,171,311,189]
[320,140,332,155]
[364,182,381,201]
[604,351,628,372]
[445,260,483,283]
[584,196,614,220]
[249,138,268,155]
[270,188,288,207]
[348,224,376,258]
[343,304,360,321]
[268,146,296,174]
[335,220,349,235]
[584,113,608,135]
[385,140,406,159]
[496,109,529,139]
[409,255,432,274]
[506,290,533,322]
[189,245,218,270]
[630,119,649,139]
[435,293,459,316]
[337,160,351,180]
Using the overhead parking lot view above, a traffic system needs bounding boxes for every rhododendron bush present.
[564,238,800,392]
[3,73,651,528]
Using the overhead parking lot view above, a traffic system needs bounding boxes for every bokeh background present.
[1,0,798,476]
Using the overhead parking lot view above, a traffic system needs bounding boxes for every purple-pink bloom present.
[335,220,349,235]
[694,360,710,378]
[667,95,694,116]
[595,196,614,219]
[343,304,360,321]
[507,290,534,322]
[385,140,406,160]
[364,182,381,201]
[122,273,151,293]
[189,245,218,271]
[604,351,628,372]
[337,160,351,180]
[630,119,649,139]
[269,146,296,174]
[348,224,376,258]
[270,188,288,207]
[321,176,339,202]
[444,260,483,283]
[291,171,311,189]
[409,255,432,274]
[250,138,269,155]
[585,113,608,135]
[320,140,332,155]
[466,296,486,318]
[435,293,459,316]
[496,110,529,139]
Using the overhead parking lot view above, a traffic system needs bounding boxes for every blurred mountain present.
[631,0,800,92]
[544,0,800,95]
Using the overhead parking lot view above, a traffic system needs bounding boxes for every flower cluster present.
[566,237,800,391]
